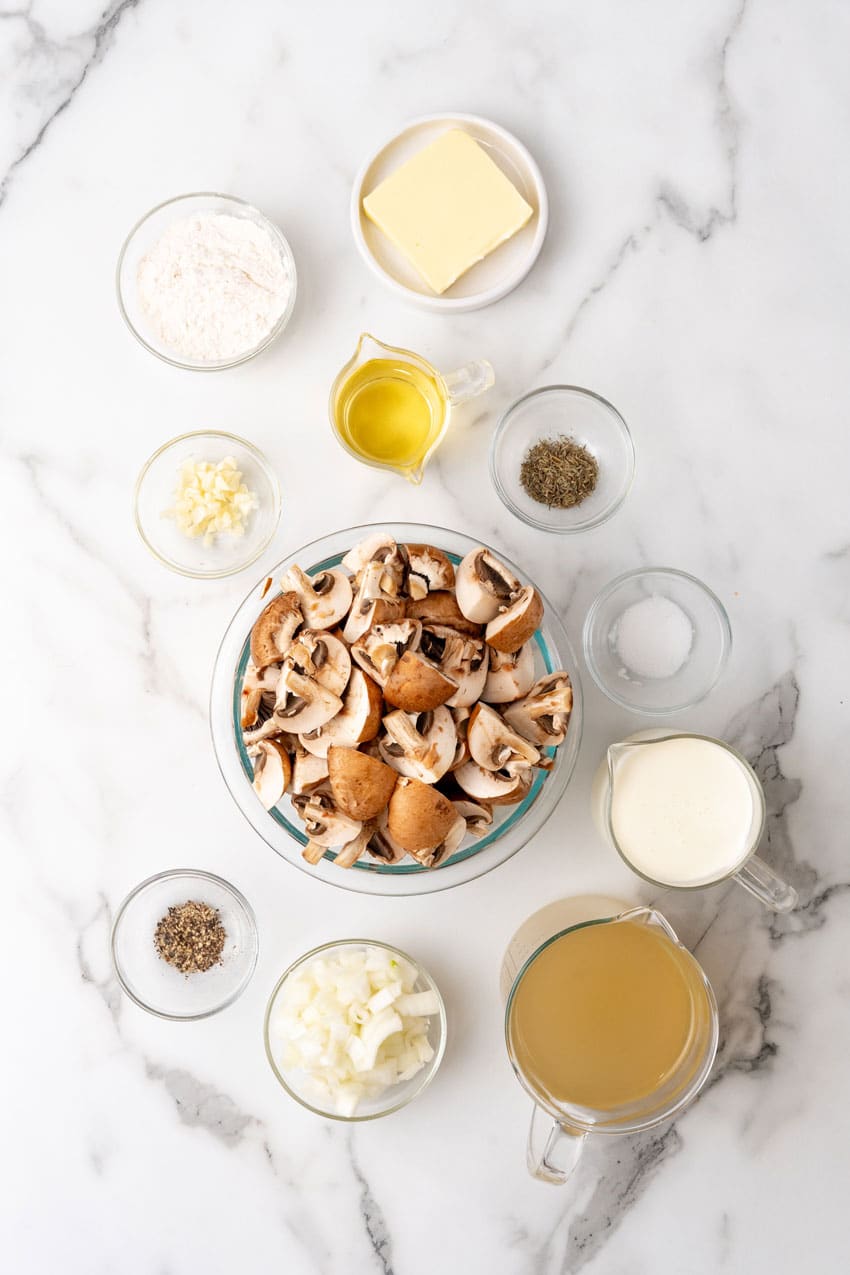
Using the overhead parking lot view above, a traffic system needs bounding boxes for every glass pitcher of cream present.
[329,333,494,484]
[592,731,798,912]
[504,904,719,1184]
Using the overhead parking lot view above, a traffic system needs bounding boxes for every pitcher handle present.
[734,854,798,913]
[442,359,495,406]
[527,1104,587,1184]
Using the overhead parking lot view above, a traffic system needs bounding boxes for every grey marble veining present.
[2,0,848,1271]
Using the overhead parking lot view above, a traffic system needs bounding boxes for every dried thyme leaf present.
[520,435,599,509]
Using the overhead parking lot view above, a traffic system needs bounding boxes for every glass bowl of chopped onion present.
[490,385,635,533]
[111,868,259,1020]
[134,430,281,578]
[264,940,447,1120]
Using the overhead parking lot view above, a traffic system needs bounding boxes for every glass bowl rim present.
[489,384,636,534]
[263,937,447,1121]
[110,867,259,1021]
[115,191,298,371]
[209,519,584,896]
[133,429,282,579]
[582,565,733,714]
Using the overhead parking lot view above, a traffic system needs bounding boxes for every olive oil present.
[508,919,712,1112]
[333,357,446,473]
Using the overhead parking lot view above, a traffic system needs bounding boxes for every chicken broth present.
[508,919,712,1112]
[334,358,445,471]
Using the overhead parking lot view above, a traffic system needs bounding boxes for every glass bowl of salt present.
[583,567,732,714]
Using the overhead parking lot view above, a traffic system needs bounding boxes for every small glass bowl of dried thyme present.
[111,869,258,1020]
[490,385,635,533]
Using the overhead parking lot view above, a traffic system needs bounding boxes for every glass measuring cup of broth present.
[504,906,719,1185]
[591,731,799,912]
[329,333,494,483]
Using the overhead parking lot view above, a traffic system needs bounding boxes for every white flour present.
[137,212,292,362]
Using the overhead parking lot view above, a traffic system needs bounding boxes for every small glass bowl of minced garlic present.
[134,430,281,578]
[111,869,258,1020]
[489,385,635,533]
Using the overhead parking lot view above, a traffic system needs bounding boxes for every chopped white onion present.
[270,946,440,1115]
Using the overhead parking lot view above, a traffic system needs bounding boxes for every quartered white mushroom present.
[342,534,407,597]
[379,706,457,783]
[250,592,303,669]
[298,667,383,759]
[249,738,292,810]
[451,798,494,836]
[467,703,540,775]
[504,672,574,747]
[273,666,343,734]
[453,758,532,805]
[455,548,521,623]
[282,630,351,698]
[280,564,353,630]
[419,625,489,709]
[342,558,405,643]
[482,642,536,704]
[290,743,329,795]
[240,661,281,728]
[351,619,422,688]
[404,543,455,600]
[485,586,544,653]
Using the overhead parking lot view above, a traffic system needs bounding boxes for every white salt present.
[614,594,693,681]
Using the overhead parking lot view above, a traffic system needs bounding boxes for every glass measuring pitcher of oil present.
[504,904,719,1185]
[329,333,494,483]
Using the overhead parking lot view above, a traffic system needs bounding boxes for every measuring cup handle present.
[734,854,798,913]
[443,359,495,407]
[527,1104,586,1184]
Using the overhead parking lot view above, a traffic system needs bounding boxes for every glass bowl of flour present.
[117,193,297,370]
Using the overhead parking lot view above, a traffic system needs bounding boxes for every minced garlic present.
[167,456,259,547]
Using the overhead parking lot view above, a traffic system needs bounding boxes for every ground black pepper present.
[154,900,226,974]
[520,435,599,509]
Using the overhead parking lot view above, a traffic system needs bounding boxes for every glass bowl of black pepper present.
[489,385,635,533]
[111,869,258,1020]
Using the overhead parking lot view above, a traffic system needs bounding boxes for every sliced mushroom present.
[455,548,521,623]
[366,809,407,863]
[292,789,362,848]
[504,672,574,747]
[332,820,376,869]
[405,590,483,637]
[342,534,407,596]
[452,798,494,836]
[467,703,540,774]
[419,625,489,709]
[351,619,422,688]
[299,668,383,759]
[379,707,457,784]
[342,558,406,643]
[450,706,471,770]
[291,743,329,795]
[482,642,536,704]
[282,630,351,698]
[281,564,353,630]
[384,650,457,712]
[240,662,280,728]
[404,543,455,600]
[274,666,343,734]
[250,592,303,669]
[387,777,466,858]
[454,758,533,805]
[421,814,467,868]
[485,586,544,653]
[328,746,397,821]
[248,738,292,810]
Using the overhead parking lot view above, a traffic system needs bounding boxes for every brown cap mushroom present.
[298,668,384,759]
[249,738,292,810]
[452,797,494,837]
[405,590,483,637]
[328,746,397,821]
[383,650,457,712]
[467,703,540,774]
[482,642,537,703]
[453,758,533,805]
[387,777,466,858]
[342,534,406,596]
[240,662,280,728]
[273,666,343,734]
[342,558,406,643]
[419,625,489,709]
[404,544,456,599]
[503,672,574,747]
[282,630,351,698]
[485,586,544,653]
[367,810,407,864]
[379,707,457,784]
[293,789,363,865]
[281,564,353,630]
[290,743,329,795]
[250,592,303,669]
[455,548,521,624]
[351,619,422,688]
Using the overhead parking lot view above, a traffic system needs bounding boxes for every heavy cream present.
[608,736,756,887]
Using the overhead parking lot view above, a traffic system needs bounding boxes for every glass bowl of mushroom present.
[209,522,583,896]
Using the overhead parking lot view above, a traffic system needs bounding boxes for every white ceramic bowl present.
[351,113,548,312]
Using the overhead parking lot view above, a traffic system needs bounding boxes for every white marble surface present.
[2,1,849,1270]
